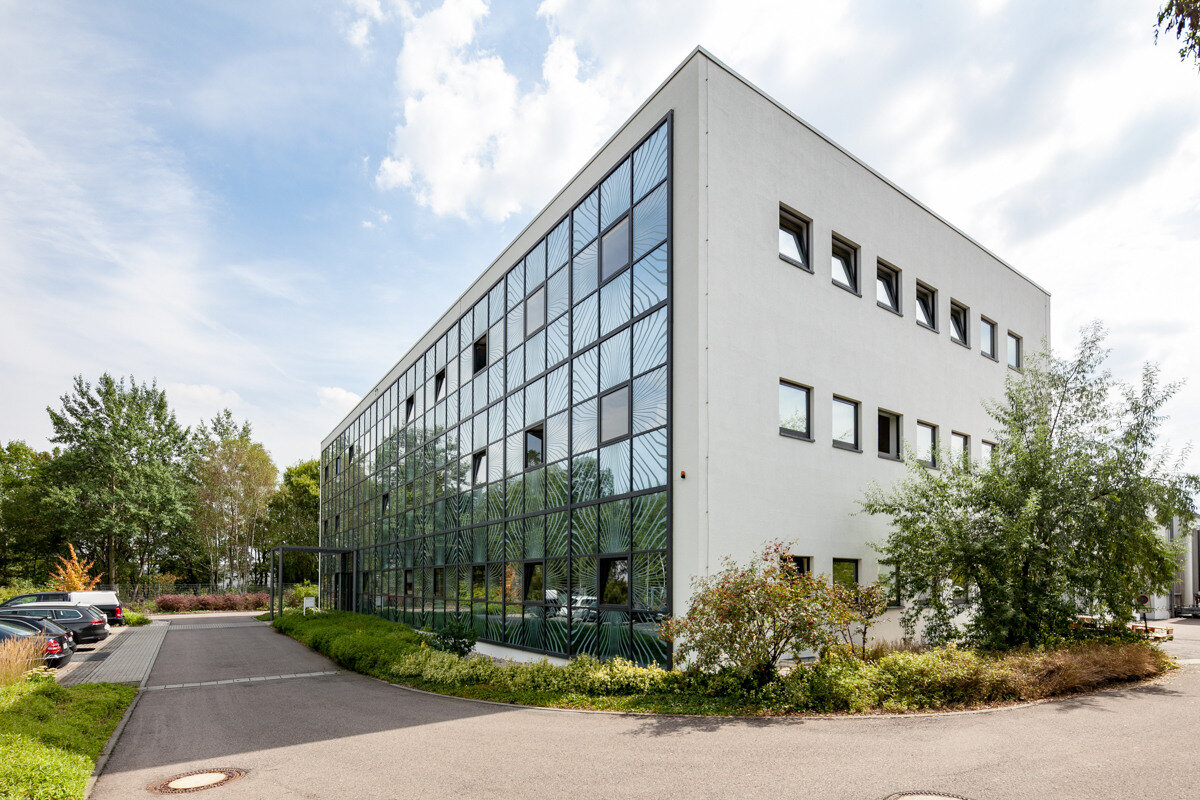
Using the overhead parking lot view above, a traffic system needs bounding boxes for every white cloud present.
[317,386,362,414]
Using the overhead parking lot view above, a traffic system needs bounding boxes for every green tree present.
[42,375,195,586]
[194,410,277,588]
[1156,1,1200,71]
[0,441,55,582]
[863,324,1198,648]
[264,459,320,583]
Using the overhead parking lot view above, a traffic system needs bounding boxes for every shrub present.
[662,541,839,681]
[153,592,269,612]
[285,581,318,609]
[430,619,477,657]
[124,612,151,626]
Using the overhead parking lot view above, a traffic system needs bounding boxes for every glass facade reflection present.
[320,118,671,667]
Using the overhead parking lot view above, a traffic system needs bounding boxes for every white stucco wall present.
[668,52,1052,638]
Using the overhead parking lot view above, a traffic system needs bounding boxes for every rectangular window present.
[335,456,341,475]
[917,422,938,468]
[598,556,630,605]
[600,217,630,281]
[471,450,487,486]
[405,394,416,424]
[1007,332,1022,370]
[831,236,858,293]
[980,317,997,359]
[951,431,969,465]
[876,262,900,313]
[334,514,340,531]
[526,288,545,338]
[472,565,485,599]
[779,380,812,439]
[599,386,630,443]
[832,558,859,587]
[525,425,544,469]
[950,301,969,346]
[381,492,390,513]
[790,556,812,576]
[523,562,544,603]
[348,445,354,462]
[877,410,901,460]
[324,464,329,482]
[473,335,488,375]
[915,283,937,331]
[434,369,447,403]
[404,569,414,595]
[982,440,997,461]
[832,396,860,451]
[778,207,810,271]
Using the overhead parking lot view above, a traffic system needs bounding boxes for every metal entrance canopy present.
[266,545,355,621]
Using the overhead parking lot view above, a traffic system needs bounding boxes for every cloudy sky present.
[1,0,1197,474]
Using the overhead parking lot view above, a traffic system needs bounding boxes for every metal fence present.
[93,583,308,604]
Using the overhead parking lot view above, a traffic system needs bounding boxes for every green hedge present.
[273,612,1170,715]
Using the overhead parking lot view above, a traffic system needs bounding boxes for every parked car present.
[1,603,111,644]
[0,619,72,668]
[0,614,76,652]
[1,591,125,626]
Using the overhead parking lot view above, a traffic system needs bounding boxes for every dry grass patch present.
[1000,640,1171,700]
[0,636,45,687]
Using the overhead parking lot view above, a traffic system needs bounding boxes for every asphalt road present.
[92,616,1200,800]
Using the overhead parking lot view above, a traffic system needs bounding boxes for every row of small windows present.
[779,380,995,468]
[779,207,1023,370]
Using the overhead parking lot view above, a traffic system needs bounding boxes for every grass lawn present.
[272,611,1172,716]
[0,680,136,800]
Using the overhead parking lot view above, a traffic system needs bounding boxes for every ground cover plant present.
[272,611,1171,716]
[0,642,136,800]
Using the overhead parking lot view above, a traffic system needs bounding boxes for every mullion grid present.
[321,117,671,665]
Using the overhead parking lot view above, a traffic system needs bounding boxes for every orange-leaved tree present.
[50,543,102,591]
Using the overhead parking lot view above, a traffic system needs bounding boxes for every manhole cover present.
[147,768,247,793]
[884,794,972,800]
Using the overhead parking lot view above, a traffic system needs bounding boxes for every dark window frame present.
[434,369,447,403]
[598,384,632,445]
[949,300,969,347]
[405,394,416,424]
[471,450,487,486]
[832,558,860,587]
[789,555,812,576]
[831,235,860,295]
[1007,331,1023,371]
[950,431,970,467]
[832,395,861,452]
[980,317,998,360]
[917,421,938,468]
[597,554,631,608]
[472,335,489,376]
[778,206,811,272]
[524,424,545,470]
[779,379,813,441]
[915,282,938,332]
[876,261,901,315]
[525,287,546,339]
[877,409,901,461]
[523,561,545,604]
[599,213,632,286]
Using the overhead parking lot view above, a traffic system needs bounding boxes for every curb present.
[84,622,171,799]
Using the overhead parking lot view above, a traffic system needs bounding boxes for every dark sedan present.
[2,603,110,644]
[0,614,75,653]
[0,619,72,668]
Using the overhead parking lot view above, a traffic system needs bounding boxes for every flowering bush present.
[661,542,839,682]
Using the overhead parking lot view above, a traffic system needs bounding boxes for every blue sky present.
[1,0,1198,474]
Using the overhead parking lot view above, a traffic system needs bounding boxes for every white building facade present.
[319,49,1051,664]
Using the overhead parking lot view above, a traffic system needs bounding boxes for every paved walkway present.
[90,618,1200,800]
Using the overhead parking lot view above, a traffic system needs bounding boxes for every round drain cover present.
[885,794,972,800]
[147,768,247,794]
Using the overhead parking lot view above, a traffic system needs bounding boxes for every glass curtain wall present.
[319,118,672,667]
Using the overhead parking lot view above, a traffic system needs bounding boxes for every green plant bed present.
[0,679,137,800]
[123,612,150,626]
[271,611,1172,716]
